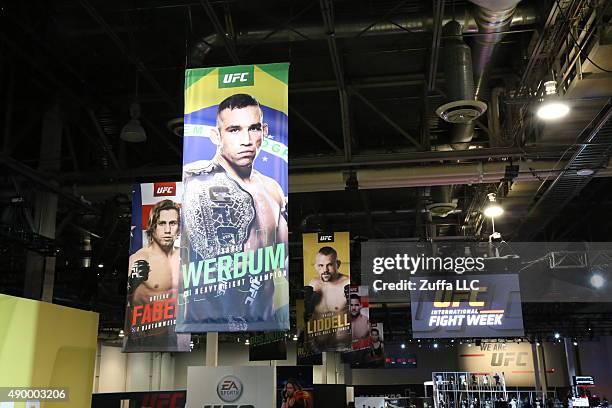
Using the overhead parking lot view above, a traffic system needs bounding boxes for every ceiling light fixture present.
[590,273,605,289]
[537,80,569,120]
[484,193,504,218]
[120,102,147,142]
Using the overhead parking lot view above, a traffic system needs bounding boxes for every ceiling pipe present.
[430,0,521,218]
[188,4,535,63]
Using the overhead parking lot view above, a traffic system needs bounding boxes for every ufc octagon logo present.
[217,375,243,402]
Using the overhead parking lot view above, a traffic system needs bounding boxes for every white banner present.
[187,366,274,408]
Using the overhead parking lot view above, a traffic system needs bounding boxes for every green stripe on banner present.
[185,67,216,90]
[261,138,288,162]
[258,63,290,85]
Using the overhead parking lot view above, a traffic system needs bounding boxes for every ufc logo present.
[153,182,176,196]
[318,233,334,242]
[433,287,487,308]
[141,391,186,407]
[223,72,249,84]
[491,352,528,366]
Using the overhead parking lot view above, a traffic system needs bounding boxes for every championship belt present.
[183,160,256,259]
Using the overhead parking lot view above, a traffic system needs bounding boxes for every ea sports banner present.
[187,366,274,408]
[302,232,351,352]
[123,182,190,352]
[178,63,290,332]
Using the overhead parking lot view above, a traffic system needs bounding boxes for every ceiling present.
[1,0,612,339]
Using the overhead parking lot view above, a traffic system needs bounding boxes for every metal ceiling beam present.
[87,109,121,171]
[427,0,445,92]
[350,87,423,150]
[79,0,178,112]
[290,106,343,154]
[0,152,98,214]
[199,0,240,64]
[320,0,352,162]
[517,100,612,240]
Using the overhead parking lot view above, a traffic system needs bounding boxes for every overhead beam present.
[350,87,423,150]
[0,152,98,214]
[79,0,178,112]
[320,0,352,162]
[200,0,240,64]
[290,106,343,154]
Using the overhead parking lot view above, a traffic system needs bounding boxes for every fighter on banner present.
[302,232,351,352]
[123,183,190,352]
[178,64,290,332]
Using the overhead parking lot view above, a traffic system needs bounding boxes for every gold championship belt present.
[183,160,255,259]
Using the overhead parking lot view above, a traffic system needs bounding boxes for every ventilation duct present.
[429,0,521,219]
[435,20,487,127]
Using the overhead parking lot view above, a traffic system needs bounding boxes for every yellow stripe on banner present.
[185,66,288,115]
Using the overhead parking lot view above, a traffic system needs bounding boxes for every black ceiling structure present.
[1,0,612,341]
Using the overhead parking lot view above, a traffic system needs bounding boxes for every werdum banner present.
[178,63,290,332]
[123,182,190,352]
[301,232,351,352]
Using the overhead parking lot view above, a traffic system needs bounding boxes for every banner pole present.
[206,332,219,367]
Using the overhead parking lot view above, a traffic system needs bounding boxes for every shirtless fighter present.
[306,246,350,315]
[128,199,180,305]
[350,294,370,345]
[180,93,288,331]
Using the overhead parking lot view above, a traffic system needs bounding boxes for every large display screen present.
[178,63,290,332]
[410,274,524,338]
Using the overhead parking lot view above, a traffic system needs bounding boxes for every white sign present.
[355,396,385,408]
[187,366,274,408]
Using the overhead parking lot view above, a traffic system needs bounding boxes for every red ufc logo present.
[153,182,176,197]
[141,391,186,407]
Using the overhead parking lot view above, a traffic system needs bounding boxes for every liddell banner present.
[362,242,612,304]
[302,232,351,352]
[178,63,290,332]
[124,182,190,352]
[187,366,274,408]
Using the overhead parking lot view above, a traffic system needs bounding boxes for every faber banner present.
[178,63,290,332]
[301,232,351,352]
[123,182,190,352]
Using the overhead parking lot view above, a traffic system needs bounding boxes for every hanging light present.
[484,193,504,218]
[118,329,125,338]
[120,102,147,142]
[245,338,250,345]
[536,80,569,120]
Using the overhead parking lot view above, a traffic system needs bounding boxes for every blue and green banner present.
[177,63,289,332]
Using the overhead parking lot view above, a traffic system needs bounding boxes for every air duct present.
[435,20,487,127]
[430,1,521,219]
[470,0,522,100]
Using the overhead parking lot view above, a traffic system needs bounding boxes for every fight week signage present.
[178,63,290,332]
[123,182,190,352]
[301,232,351,353]
[410,274,524,338]
[187,366,274,408]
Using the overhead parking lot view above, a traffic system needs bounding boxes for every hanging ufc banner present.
[123,182,190,352]
[301,232,351,352]
[178,63,290,332]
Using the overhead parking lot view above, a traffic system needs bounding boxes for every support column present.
[24,101,62,301]
[206,333,219,366]
[531,343,542,394]
[564,338,577,391]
